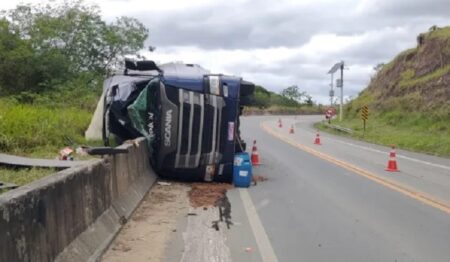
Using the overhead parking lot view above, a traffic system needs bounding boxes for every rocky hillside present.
[334,26,450,156]
[347,26,450,120]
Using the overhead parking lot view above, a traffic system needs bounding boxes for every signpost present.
[361,105,369,135]
[327,61,345,121]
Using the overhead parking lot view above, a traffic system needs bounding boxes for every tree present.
[305,95,313,106]
[371,63,385,81]
[0,0,149,95]
[280,85,306,103]
[251,85,271,108]
[373,63,384,74]
[0,19,54,96]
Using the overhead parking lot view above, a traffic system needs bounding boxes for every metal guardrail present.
[0,181,18,190]
[323,123,354,134]
[0,153,88,169]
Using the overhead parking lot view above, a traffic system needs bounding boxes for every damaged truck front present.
[102,60,254,183]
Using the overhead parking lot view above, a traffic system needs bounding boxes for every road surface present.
[110,115,450,262]
[222,115,450,262]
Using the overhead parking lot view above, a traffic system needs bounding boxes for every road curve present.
[228,115,450,262]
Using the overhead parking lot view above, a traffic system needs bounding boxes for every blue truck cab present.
[103,60,254,182]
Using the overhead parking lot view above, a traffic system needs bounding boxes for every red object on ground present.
[386,145,399,172]
[314,132,321,145]
[289,124,295,134]
[251,140,260,165]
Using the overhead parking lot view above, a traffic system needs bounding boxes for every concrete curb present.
[0,138,157,262]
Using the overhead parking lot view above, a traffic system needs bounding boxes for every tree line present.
[0,0,148,97]
[249,85,315,108]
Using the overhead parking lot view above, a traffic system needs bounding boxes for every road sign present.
[361,106,369,120]
[325,107,336,116]
[325,107,336,123]
[361,105,369,134]
[336,79,343,88]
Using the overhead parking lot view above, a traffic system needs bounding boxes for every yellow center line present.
[261,121,450,215]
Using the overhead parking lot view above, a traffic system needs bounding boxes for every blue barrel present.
[233,152,253,187]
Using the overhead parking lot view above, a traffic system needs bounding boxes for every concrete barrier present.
[0,138,157,262]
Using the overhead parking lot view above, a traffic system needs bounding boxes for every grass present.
[0,84,102,190]
[331,26,450,157]
[400,64,450,88]
[0,167,56,194]
[0,84,102,158]
[316,111,450,157]
[426,26,450,40]
[0,99,93,157]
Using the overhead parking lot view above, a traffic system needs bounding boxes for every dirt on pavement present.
[188,182,234,207]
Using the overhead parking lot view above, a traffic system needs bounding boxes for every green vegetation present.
[317,97,450,157]
[0,0,149,190]
[0,0,148,156]
[400,64,450,88]
[425,26,450,39]
[318,26,450,157]
[0,96,95,157]
[0,0,148,96]
[247,85,322,114]
[317,111,450,156]
[0,167,55,189]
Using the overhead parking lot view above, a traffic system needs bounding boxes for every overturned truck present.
[102,60,255,182]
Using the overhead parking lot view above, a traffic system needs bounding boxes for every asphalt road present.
[225,115,450,262]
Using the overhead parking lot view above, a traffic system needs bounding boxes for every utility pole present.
[339,60,344,121]
[330,73,334,106]
[327,61,346,120]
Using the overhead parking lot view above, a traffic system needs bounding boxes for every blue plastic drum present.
[233,152,253,187]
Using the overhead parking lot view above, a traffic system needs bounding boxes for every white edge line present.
[334,138,450,171]
[295,121,450,171]
[239,188,279,262]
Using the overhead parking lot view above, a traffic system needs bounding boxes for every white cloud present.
[1,0,450,103]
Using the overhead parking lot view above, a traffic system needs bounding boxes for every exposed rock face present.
[366,26,450,112]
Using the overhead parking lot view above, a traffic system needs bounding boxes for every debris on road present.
[188,182,233,208]
[157,181,172,186]
[75,146,89,156]
[59,147,74,160]
[252,175,268,185]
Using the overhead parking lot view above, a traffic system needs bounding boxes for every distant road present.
[225,115,450,261]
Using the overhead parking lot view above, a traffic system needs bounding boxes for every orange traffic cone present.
[314,132,321,145]
[289,124,295,134]
[278,118,283,128]
[385,145,399,172]
[251,140,260,165]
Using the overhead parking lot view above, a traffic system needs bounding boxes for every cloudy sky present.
[2,0,450,103]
